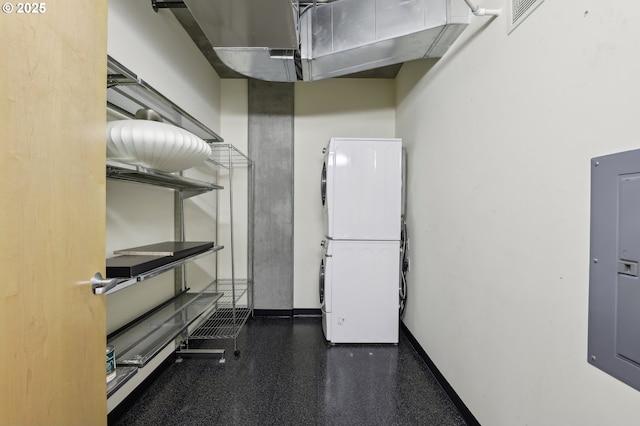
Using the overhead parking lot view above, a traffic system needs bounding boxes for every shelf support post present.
[175,188,186,293]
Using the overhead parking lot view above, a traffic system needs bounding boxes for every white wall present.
[396,1,640,424]
[215,79,251,284]
[294,79,396,308]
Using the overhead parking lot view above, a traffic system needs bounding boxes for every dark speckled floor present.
[109,317,467,426]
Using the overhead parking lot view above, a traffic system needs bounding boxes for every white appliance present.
[321,137,402,241]
[320,137,402,344]
[320,239,400,344]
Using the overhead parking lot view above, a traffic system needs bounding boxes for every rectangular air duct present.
[179,0,470,82]
[300,0,470,81]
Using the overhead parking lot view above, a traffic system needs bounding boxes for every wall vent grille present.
[509,0,545,33]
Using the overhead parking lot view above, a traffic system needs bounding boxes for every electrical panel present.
[589,148,640,391]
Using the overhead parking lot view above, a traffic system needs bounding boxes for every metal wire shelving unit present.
[106,56,253,371]
[180,143,255,357]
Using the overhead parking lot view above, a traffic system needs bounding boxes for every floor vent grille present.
[509,0,545,33]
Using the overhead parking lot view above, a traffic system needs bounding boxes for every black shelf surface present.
[114,241,215,257]
[107,241,214,278]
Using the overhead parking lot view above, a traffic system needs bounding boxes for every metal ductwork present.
[177,0,471,81]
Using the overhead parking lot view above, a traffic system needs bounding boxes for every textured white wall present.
[294,79,396,308]
[396,0,640,424]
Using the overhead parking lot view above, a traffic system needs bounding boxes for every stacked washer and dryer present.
[320,137,403,344]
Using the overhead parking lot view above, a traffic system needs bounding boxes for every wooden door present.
[0,2,108,425]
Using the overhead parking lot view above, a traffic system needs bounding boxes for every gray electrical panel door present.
[616,175,640,366]
[589,149,640,391]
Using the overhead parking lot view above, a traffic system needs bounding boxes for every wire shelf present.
[207,143,253,168]
[189,308,252,340]
[216,278,250,305]
[188,279,252,340]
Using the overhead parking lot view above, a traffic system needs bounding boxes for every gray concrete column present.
[248,79,294,311]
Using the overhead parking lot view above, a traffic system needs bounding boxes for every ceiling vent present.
[508,0,544,33]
